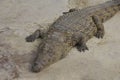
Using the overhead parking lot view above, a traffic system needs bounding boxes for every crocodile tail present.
[112,0,120,8]
[113,0,120,2]
[113,0,120,3]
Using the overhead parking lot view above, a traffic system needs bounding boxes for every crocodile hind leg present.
[75,33,89,52]
[92,15,105,38]
[63,8,78,14]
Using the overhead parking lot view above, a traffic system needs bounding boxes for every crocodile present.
[26,0,120,72]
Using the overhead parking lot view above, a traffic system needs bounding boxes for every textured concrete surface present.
[0,0,120,80]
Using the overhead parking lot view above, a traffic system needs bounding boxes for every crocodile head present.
[31,32,68,72]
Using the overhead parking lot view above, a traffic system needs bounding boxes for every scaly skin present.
[26,0,120,72]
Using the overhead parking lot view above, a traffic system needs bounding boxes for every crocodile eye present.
[48,58,51,62]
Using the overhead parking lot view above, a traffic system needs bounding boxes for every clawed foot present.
[63,8,77,14]
[77,44,89,52]
[26,35,36,42]
[95,30,105,39]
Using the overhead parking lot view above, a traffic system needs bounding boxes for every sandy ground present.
[0,0,120,80]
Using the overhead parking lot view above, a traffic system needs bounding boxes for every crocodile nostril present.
[31,62,41,73]
[34,62,38,66]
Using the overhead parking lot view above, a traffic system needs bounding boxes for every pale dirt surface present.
[0,0,120,80]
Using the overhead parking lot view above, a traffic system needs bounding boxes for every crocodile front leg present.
[76,43,89,52]
[26,29,42,42]
[74,33,89,52]
[92,15,105,38]
[26,28,48,42]
[76,37,89,52]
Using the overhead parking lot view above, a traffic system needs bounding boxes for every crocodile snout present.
[31,62,43,73]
